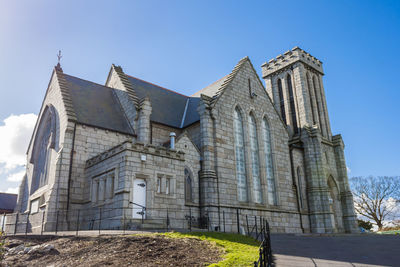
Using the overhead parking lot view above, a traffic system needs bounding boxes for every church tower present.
[262,47,331,138]
[262,47,358,233]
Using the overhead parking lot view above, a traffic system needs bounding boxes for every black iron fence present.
[252,219,274,267]
[1,206,273,265]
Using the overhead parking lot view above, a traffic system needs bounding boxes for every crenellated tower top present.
[262,47,324,78]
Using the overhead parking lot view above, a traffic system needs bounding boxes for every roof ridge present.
[55,69,78,121]
[191,74,229,97]
[211,56,250,103]
[125,74,189,98]
[112,66,139,106]
[63,73,117,90]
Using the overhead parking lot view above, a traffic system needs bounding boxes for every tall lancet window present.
[184,168,193,202]
[263,118,277,205]
[234,108,248,202]
[277,79,287,124]
[312,76,323,132]
[306,72,316,125]
[249,114,262,203]
[30,105,57,194]
[286,74,298,134]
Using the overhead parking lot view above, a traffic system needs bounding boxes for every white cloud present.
[6,170,25,182]
[6,186,19,194]
[0,113,37,170]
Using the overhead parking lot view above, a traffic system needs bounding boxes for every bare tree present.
[350,176,400,230]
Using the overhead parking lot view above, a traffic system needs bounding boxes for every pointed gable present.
[191,56,250,105]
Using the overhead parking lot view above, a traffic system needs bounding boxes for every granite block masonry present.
[12,47,358,234]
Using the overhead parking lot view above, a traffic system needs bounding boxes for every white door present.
[132,179,146,219]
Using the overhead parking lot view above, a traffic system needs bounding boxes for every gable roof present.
[191,74,230,98]
[191,57,249,105]
[125,75,200,128]
[62,73,134,135]
[0,193,17,211]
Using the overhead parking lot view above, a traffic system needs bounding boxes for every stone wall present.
[151,123,182,146]
[200,59,303,233]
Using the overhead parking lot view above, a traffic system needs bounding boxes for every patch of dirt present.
[1,234,223,267]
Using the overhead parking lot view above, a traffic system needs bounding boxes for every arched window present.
[184,168,193,202]
[312,76,323,132]
[297,167,303,209]
[30,105,57,194]
[306,73,316,124]
[234,107,248,202]
[263,118,277,205]
[277,79,287,124]
[249,114,262,203]
[286,74,298,134]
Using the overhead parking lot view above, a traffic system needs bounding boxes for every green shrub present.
[358,219,373,231]
[0,231,6,261]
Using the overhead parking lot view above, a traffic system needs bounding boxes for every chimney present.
[169,132,176,149]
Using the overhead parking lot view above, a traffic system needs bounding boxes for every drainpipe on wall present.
[66,123,77,212]
[211,112,221,231]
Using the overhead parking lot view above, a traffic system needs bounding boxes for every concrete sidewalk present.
[271,234,399,267]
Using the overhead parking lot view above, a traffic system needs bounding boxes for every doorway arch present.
[327,176,344,232]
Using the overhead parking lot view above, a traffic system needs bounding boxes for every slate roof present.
[0,193,17,212]
[63,74,134,135]
[126,75,200,128]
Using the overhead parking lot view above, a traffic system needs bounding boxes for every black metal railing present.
[1,206,273,266]
[253,220,273,267]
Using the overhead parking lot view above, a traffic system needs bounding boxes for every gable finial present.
[55,50,63,72]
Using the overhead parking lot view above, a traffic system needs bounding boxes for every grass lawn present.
[378,230,400,235]
[162,232,261,267]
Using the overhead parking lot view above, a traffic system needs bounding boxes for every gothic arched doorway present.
[327,176,344,232]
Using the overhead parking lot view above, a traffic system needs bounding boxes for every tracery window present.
[234,107,248,202]
[30,106,57,194]
[249,114,262,203]
[184,168,193,202]
[277,79,287,124]
[286,74,298,134]
[263,118,277,205]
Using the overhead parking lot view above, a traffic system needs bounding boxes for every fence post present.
[14,213,19,235]
[223,210,225,233]
[1,213,5,232]
[25,213,29,237]
[98,208,102,235]
[55,210,59,234]
[166,208,169,232]
[255,216,258,239]
[246,215,249,236]
[236,209,240,234]
[207,213,210,231]
[188,207,191,232]
[76,210,80,236]
[123,208,126,235]
[41,211,46,235]
[141,207,144,225]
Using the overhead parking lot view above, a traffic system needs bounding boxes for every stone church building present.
[15,47,358,234]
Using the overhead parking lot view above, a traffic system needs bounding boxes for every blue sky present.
[0,0,399,193]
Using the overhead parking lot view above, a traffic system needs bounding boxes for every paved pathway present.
[271,234,400,267]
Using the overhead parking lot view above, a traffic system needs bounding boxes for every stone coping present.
[85,141,185,168]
